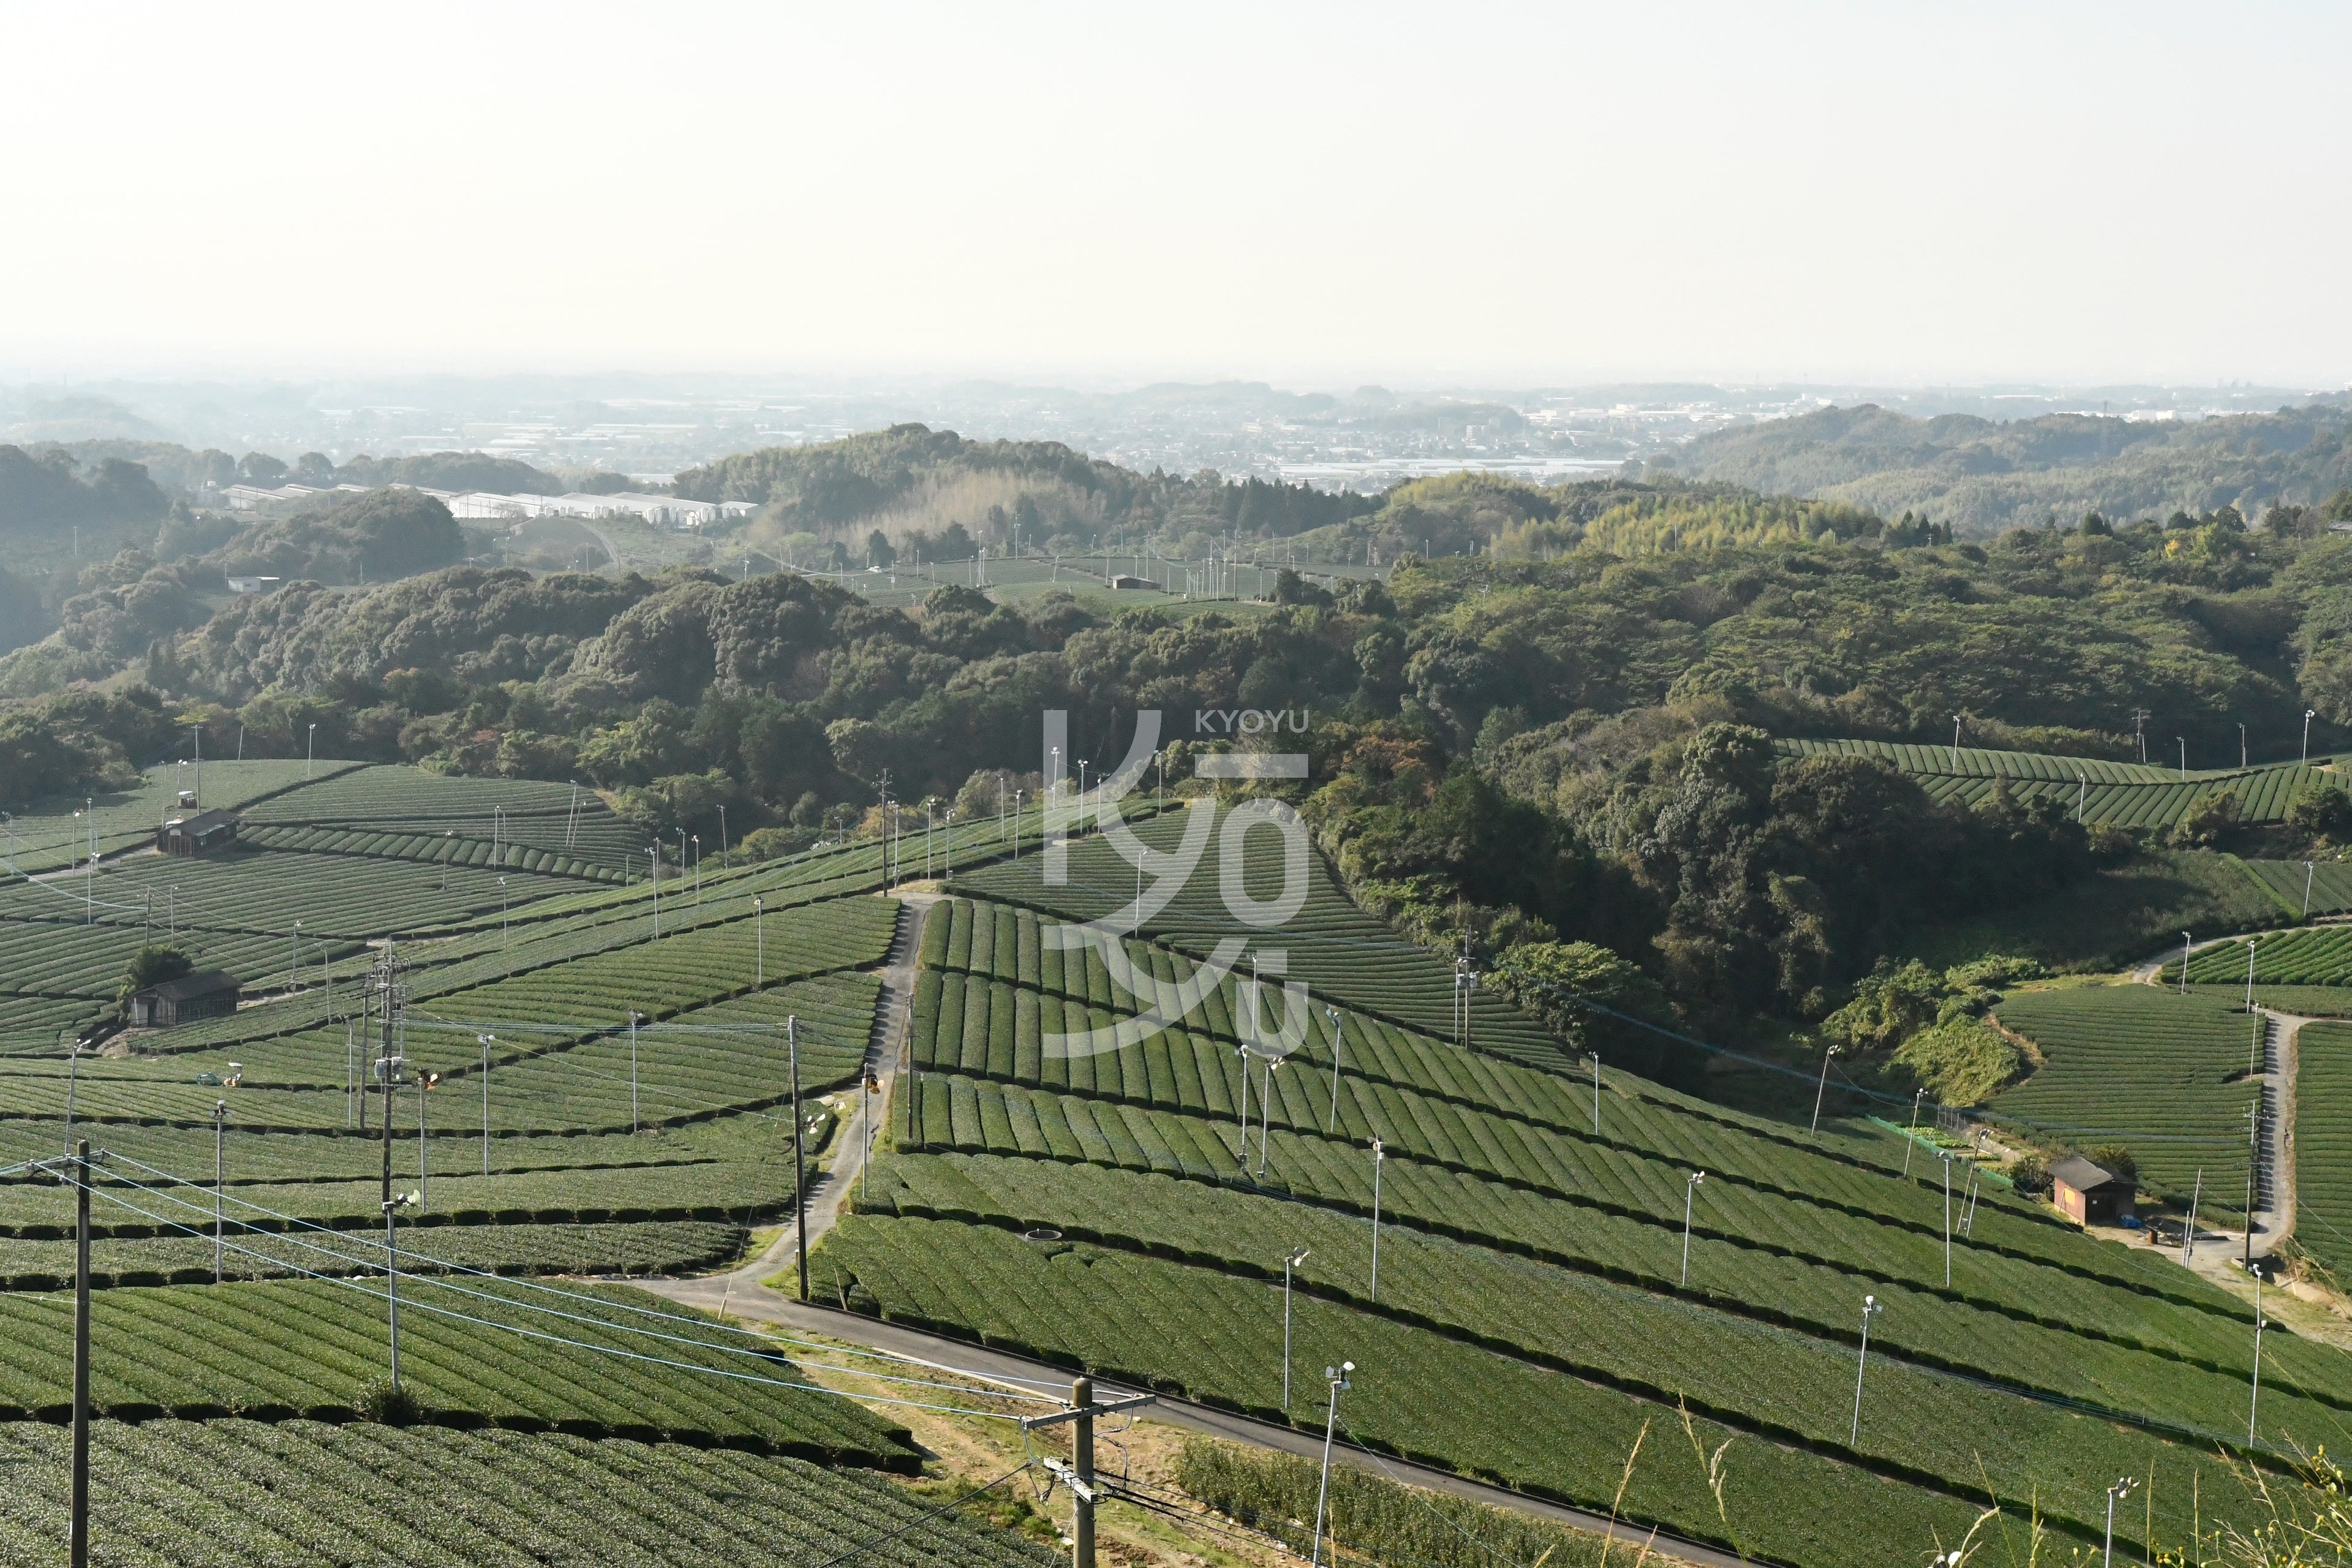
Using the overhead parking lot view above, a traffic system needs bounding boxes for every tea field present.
[1989,984,2260,1204]
[1779,737,2334,832]
[2294,1022,2352,1279]
[0,773,1087,1566]
[0,1420,1058,1567]
[772,801,2352,1568]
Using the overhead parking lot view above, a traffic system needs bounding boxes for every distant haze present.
[6,2,2350,386]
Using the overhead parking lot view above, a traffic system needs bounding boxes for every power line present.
[97,1152,1060,1404]
[51,1167,1031,1422]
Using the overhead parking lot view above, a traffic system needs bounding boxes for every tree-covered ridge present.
[1664,400,2352,535]
[672,422,1372,545]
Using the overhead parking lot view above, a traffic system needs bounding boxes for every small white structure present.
[224,575,282,594]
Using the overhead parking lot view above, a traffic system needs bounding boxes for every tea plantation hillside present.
[1778,737,2340,833]
[0,768,1083,1565]
[799,798,2352,1568]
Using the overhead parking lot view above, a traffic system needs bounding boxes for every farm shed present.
[127,970,243,1028]
[2049,1155,2134,1226]
[157,809,239,856]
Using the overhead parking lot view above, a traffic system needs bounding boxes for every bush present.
[2169,790,2241,848]
[2289,781,2352,840]
[2087,1143,2139,1185]
[118,943,194,1007]
[352,1374,421,1425]
[1892,1020,2022,1106]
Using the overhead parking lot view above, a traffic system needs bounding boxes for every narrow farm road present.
[2250,1007,2306,1257]
[652,889,936,1309]
[2124,941,2304,1261]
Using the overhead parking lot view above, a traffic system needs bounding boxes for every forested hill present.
[671,423,1373,541]
[1659,401,2352,536]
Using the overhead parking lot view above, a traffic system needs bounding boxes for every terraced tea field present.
[2294,1022,2352,1278]
[1780,737,2335,832]
[0,780,1093,1566]
[240,765,643,875]
[1989,984,2258,1203]
[2176,924,2352,986]
[0,1420,1057,1567]
[1,760,367,878]
[801,806,2352,1568]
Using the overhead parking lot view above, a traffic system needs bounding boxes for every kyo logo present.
[1039,709,1310,1066]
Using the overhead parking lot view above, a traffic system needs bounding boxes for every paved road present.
[640,1278,1740,1568]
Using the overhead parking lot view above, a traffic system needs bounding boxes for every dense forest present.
[12,421,2352,1075]
[1663,400,2352,536]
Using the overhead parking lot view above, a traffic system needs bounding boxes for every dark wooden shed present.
[128,970,242,1028]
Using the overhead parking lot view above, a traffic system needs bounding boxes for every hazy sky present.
[7,2,2348,387]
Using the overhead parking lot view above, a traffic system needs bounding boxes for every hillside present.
[1660,401,2352,536]
[795,803,2347,1566]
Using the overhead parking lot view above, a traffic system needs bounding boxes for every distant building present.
[2049,1155,2134,1226]
[157,809,239,856]
[1109,575,1161,591]
[221,483,323,509]
[127,970,243,1028]
[224,575,281,594]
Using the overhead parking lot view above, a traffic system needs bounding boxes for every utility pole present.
[1074,1377,1096,1568]
[2104,1478,2133,1568]
[1811,1043,1841,1133]
[2306,708,2317,764]
[1940,1151,1954,1287]
[2180,932,2192,995]
[383,1188,418,1389]
[1902,1087,1924,1175]
[2132,708,2150,763]
[1682,1171,1706,1287]
[1325,1007,1344,1133]
[1311,1362,1354,1567]
[50,1139,96,1568]
[1020,1383,1153,1568]
[1588,1052,1601,1134]
[374,948,404,1207]
[1283,1247,1310,1409]
[628,1011,641,1133]
[2183,1167,2203,1263]
[479,1035,494,1177]
[213,1100,228,1283]
[1368,1137,1384,1302]
[1851,1295,1882,1444]
[790,1015,809,1302]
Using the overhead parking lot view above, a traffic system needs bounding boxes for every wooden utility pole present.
[1072,1376,1095,1568]
[1022,1381,1154,1568]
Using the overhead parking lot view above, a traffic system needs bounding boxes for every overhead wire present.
[44,1164,1034,1422]
[86,1156,1059,1407]
[805,1457,1038,1568]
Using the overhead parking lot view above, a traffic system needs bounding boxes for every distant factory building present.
[127,970,243,1028]
[157,809,239,856]
[1109,575,1161,591]
[2049,1155,2134,1226]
